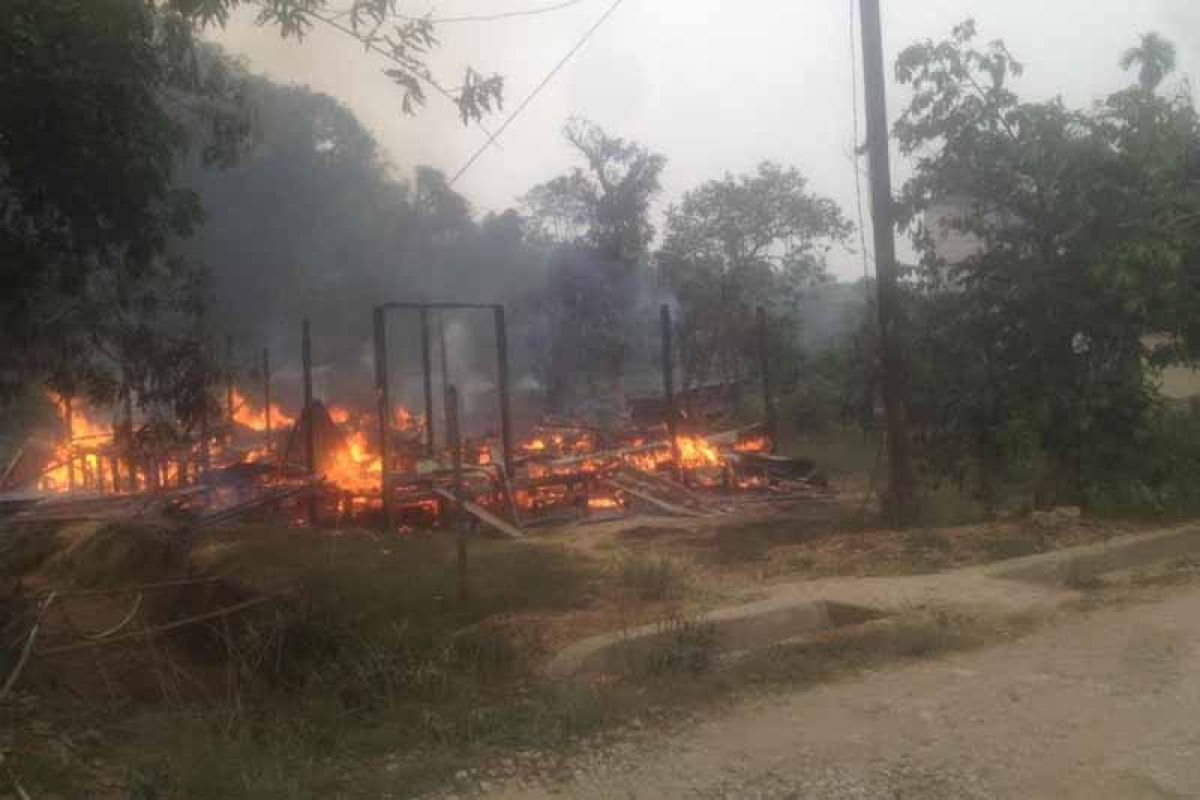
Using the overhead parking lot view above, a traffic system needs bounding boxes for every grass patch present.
[614,552,688,602]
[981,534,1043,562]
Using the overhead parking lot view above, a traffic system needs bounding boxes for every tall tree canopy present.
[523,118,666,266]
[895,21,1200,508]
[521,120,666,412]
[0,0,502,418]
[658,162,851,392]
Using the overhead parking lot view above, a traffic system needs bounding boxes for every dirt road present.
[489,584,1200,799]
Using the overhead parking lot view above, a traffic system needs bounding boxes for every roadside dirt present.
[462,577,1200,799]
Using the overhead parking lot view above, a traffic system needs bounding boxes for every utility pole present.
[859,0,917,524]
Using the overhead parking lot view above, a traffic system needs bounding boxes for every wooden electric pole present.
[859,0,917,524]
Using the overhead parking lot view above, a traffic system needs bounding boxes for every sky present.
[211,0,1200,280]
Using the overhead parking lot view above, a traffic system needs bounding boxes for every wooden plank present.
[433,488,525,539]
[599,477,713,519]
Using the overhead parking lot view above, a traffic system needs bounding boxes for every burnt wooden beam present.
[494,304,515,481]
[756,306,778,453]
[446,384,469,601]
[262,347,272,456]
[373,306,392,531]
[420,308,436,456]
[226,334,235,433]
[301,318,318,525]
[660,305,682,481]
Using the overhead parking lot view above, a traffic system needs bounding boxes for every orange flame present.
[40,393,115,492]
[587,495,621,510]
[734,435,770,453]
[232,388,294,432]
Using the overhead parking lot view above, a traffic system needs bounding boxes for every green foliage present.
[0,0,247,411]
[1084,405,1200,517]
[895,21,1200,510]
[521,120,667,409]
[658,162,851,394]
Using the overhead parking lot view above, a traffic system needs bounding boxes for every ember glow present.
[587,495,621,510]
[323,427,381,494]
[675,435,723,468]
[734,435,771,453]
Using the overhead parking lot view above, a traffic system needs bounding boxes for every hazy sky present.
[212,0,1200,279]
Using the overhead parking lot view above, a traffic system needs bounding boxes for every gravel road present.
[480,584,1200,799]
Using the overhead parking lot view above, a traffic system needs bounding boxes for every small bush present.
[615,552,687,601]
[645,615,718,675]
[713,526,771,563]
[982,535,1041,561]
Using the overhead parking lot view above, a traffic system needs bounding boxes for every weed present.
[645,615,718,675]
[615,552,687,602]
[982,534,1042,561]
[713,525,770,563]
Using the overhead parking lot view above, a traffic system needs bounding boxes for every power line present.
[448,0,626,186]
[327,0,590,25]
[408,0,591,24]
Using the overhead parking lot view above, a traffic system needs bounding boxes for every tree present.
[0,0,248,419]
[894,22,1200,509]
[521,120,666,412]
[1,0,504,420]
[524,119,666,266]
[657,162,851,394]
[1120,32,1177,92]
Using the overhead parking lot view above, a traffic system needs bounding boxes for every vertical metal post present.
[64,395,75,491]
[660,305,681,480]
[493,305,515,480]
[756,306,778,453]
[446,384,468,603]
[302,318,318,525]
[262,348,272,454]
[373,306,393,531]
[226,334,235,433]
[420,308,436,456]
[861,0,916,524]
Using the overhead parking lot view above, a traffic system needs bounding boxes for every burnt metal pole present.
[860,0,917,524]
[660,304,682,480]
[755,306,778,453]
[493,305,515,480]
[262,347,272,454]
[419,308,436,456]
[446,384,468,603]
[302,318,318,524]
[373,306,393,530]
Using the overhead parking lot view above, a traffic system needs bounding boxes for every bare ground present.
[470,578,1200,799]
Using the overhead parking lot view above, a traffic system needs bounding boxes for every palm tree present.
[1120,32,1177,92]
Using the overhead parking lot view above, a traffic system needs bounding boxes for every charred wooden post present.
[494,304,515,481]
[226,334,235,434]
[446,384,468,602]
[660,304,682,481]
[373,306,393,531]
[301,318,318,525]
[123,384,136,492]
[420,308,436,456]
[63,395,75,491]
[262,347,272,455]
[756,306,778,453]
